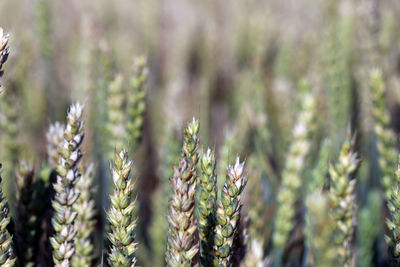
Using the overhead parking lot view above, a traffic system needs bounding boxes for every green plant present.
[107,149,138,266]
[165,118,200,266]
[370,69,397,201]
[104,56,149,158]
[0,165,16,266]
[92,41,114,157]
[307,139,332,193]
[197,147,217,265]
[325,14,353,149]
[244,157,268,267]
[0,27,9,83]
[358,190,380,267]
[272,92,316,256]
[305,192,336,267]
[386,157,400,264]
[328,136,359,266]
[217,130,235,189]
[46,122,65,169]
[2,3,400,266]
[72,163,96,267]
[0,88,22,195]
[50,102,85,266]
[213,157,247,266]
[106,74,126,158]
[246,157,267,242]
[148,126,181,266]
[126,56,148,152]
[304,139,332,265]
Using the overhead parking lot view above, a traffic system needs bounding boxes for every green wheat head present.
[273,92,316,250]
[107,149,138,266]
[213,157,247,266]
[386,157,400,264]
[126,56,148,152]
[0,165,16,266]
[166,118,200,266]
[46,122,65,169]
[306,192,336,267]
[370,69,397,201]
[328,136,359,266]
[50,103,85,266]
[72,163,96,267]
[106,74,126,158]
[197,147,217,266]
[358,190,381,267]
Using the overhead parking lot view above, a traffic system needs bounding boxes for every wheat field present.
[0,0,400,266]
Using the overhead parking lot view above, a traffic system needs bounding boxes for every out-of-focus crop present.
[0,0,399,266]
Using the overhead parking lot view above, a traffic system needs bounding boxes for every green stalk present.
[148,127,181,266]
[305,192,335,267]
[166,118,200,266]
[50,103,85,266]
[105,74,126,158]
[304,139,332,266]
[370,69,397,201]
[386,157,400,264]
[307,139,332,193]
[325,14,353,149]
[244,157,268,267]
[126,56,148,152]
[217,131,235,190]
[197,147,217,266]
[358,190,380,267]
[0,165,16,266]
[72,164,96,267]
[272,92,316,258]
[107,149,138,266]
[213,157,247,266]
[46,122,65,169]
[328,136,359,266]
[0,89,22,202]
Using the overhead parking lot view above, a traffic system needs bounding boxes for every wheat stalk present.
[106,74,126,158]
[306,192,336,267]
[72,163,96,267]
[46,122,65,169]
[370,69,397,201]
[386,157,400,264]
[358,190,380,267]
[272,92,316,253]
[307,139,332,193]
[244,157,269,267]
[325,15,352,147]
[0,27,9,84]
[107,149,137,266]
[50,102,84,266]
[166,118,200,266]
[0,164,16,266]
[126,56,148,152]
[197,147,217,266]
[328,136,359,266]
[213,157,247,266]
[148,127,181,266]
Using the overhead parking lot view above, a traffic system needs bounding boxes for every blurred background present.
[1,0,400,266]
